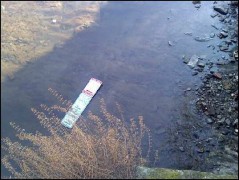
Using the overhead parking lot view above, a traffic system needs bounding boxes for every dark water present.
[1,1,227,176]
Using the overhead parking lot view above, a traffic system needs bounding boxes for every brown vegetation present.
[1,88,152,179]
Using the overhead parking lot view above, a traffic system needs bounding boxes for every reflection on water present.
[1,1,106,82]
[1,1,223,176]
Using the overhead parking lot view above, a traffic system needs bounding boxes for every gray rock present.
[210,13,218,18]
[187,55,199,68]
[168,41,173,46]
[194,36,213,42]
[182,56,190,64]
[207,118,214,124]
[211,24,219,30]
[219,45,229,51]
[216,61,224,65]
[197,61,205,67]
[210,67,218,73]
[179,147,185,152]
[213,5,228,15]
[192,71,198,76]
[194,4,201,9]
[218,118,225,124]
[196,147,204,153]
[220,32,228,38]
[207,106,216,116]
[210,33,215,38]
[184,32,193,36]
[222,29,228,33]
[233,119,238,126]
[225,119,231,126]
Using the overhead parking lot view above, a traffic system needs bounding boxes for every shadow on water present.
[1,1,224,176]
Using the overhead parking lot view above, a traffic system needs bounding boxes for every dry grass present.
[1,88,152,179]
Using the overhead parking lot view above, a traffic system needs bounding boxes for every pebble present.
[197,61,205,67]
[216,61,224,65]
[187,55,199,68]
[213,72,222,79]
[184,32,193,36]
[168,41,173,46]
[196,147,204,153]
[219,45,229,51]
[233,119,238,126]
[52,19,57,23]
[210,67,217,73]
[213,5,228,15]
[186,88,191,91]
[225,119,231,125]
[220,31,228,38]
[210,33,215,38]
[207,118,214,124]
[192,71,198,76]
[194,4,201,9]
[210,13,218,18]
[179,147,185,152]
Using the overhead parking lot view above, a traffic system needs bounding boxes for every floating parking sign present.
[61,78,102,128]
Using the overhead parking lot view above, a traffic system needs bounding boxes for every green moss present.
[147,168,181,179]
[137,166,238,179]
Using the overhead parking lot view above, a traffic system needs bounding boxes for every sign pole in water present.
[61,78,102,128]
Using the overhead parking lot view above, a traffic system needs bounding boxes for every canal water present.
[1,1,225,176]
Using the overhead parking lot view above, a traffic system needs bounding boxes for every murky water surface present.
[1,1,228,176]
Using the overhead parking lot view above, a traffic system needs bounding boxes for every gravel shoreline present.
[169,1,238,175]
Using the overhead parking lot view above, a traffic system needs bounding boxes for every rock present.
[210,67,218,73]
[211,24,219,30]
[187,55,199,68]
[184,32,193,36]
[196,147,204,153]
[233,50,238,60]
[192,1,201,4]
[207,106,216,116]
[194,4,201,9]
[168,41,173,46]
[225,119,231,126]
[218,118,225,124]
[216,61,224,65]
[213,5,228,15]
[210,33,215,38]
[222,29,228,33]
[192,71,198,76]
[219,45,229,51]
[52,19,57,24]
[194,37,212,42]
[197,61,205,67]
[207,118,214,124]
[213,72,222,79]
[233,119,238,126]
[219,32,228,38]
[186,88,191,91]
[210,13,218,18]
[179,147,185,152]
